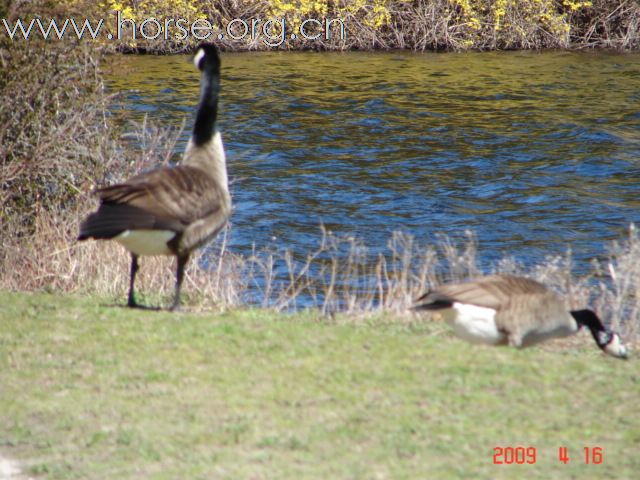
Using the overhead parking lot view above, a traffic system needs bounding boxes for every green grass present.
[0,291,638,479]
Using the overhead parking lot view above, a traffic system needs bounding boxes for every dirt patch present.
[0,457,29,480]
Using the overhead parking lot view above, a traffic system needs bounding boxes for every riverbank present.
[1,1,639,52]
[2,23,640,338]
[1,290,638,479]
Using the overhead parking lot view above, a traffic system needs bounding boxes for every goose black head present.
[193,43,220,74]
[571,309,628,359]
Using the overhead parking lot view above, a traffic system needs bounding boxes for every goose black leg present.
[127,253,140,308]
[170,254,190,311]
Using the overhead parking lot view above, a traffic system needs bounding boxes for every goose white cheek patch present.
[193,48,205,69]
[604,334,628,359]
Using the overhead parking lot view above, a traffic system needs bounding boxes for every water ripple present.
[105,50,640,275]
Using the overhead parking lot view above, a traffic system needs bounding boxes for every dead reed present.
[3,195,640,341]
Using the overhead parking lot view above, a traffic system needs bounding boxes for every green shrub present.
[0,37,110,237]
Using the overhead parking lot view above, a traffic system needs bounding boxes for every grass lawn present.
[0,291,638,479]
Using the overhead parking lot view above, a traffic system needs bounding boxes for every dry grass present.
[3,190,640,341]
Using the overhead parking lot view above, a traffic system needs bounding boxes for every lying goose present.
[78,43,230,310]
[413,274,628,359]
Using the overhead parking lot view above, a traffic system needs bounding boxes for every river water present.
[105,50,640,286]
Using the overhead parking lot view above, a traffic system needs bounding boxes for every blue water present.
[105,50,640,281]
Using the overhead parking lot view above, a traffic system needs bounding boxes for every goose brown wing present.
[79,165,226,240]
[426,275,549,310]
[97,165,225,222]
[78,202,184,240]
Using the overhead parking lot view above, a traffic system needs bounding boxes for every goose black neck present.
[192,70,219,147]
[570,309,611,349]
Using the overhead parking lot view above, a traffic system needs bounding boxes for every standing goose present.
[413,274,628,359]
[78,43,230,310]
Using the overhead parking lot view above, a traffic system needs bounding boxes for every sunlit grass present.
[0,291,638,479]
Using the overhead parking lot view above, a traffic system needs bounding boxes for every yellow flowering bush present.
[563,0,593,12]
[35,0,638,51]
[267,0,392,29]
[451,0,482,31]
[446,0,594,48]
[100,0,207,22]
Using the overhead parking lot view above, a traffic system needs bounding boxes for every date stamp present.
[493,446,537,464]
[493,446,604,465]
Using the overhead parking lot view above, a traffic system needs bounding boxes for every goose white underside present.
[444,303,505,345]
[115,230,175,256]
